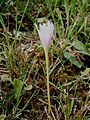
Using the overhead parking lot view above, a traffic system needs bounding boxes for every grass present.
[0,0,90,119]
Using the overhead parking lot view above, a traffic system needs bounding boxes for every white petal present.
[35,20,54,48]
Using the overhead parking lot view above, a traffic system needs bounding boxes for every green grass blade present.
[71,0,76,15]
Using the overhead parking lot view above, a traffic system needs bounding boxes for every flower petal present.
[35,20,54,48]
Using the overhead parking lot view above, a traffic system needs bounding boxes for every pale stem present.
[44,47,51,114]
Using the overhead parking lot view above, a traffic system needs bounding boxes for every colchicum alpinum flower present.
[35,20,54,113]
[35,20,54,49]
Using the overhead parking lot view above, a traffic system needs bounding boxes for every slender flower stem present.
[44,47,50,113]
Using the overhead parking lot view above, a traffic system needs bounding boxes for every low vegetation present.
[0,0,90,119]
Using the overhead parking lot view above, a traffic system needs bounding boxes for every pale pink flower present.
[35,21,54,48]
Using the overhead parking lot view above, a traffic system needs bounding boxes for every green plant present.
[35,21,54,113]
